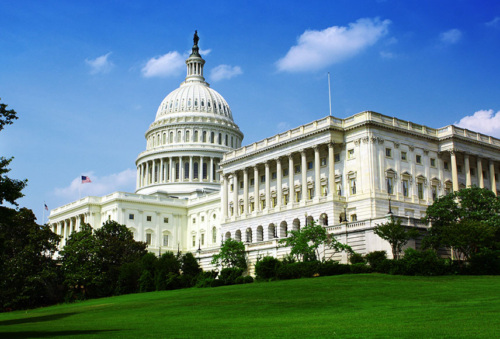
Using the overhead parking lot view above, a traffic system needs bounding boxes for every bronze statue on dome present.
[193,30,199,46]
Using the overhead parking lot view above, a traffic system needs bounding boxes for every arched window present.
[280,221,288,237]
[175,162,180,180]
[212,227,217,243]
[162,133,166,144]
[246,228,252,243]
[194,130,198,142]
[194,162,199,179]
[188,98,192,107]
[268,223,276,240]
[202,131,207,142]
[184,162,189,179]
[218,133,222,145]
[208,100,211,108]
[194,99,198,107]
[235,230,242,242]
[292,218,300,231]
[320,213,328,226]
[225,134,228,146]
[201,99,205,107]
[211,132,215,143]
[256,226,263,242]
[177,131,182,142]
[185,130,190,142]
[169,132,174,143]
[225,232,231,240]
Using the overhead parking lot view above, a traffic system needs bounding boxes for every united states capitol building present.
[49,33,500,271]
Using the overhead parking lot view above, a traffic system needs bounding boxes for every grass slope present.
[1,274,499,338]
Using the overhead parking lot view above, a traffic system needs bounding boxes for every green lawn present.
[1,274,499,338]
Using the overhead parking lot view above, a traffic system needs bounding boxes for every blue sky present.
[1,0,499,223]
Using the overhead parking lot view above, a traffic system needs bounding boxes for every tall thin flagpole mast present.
[328,72,332,116]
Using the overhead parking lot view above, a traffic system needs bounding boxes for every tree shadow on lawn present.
[0,312,79,326]
[0,329,120,338]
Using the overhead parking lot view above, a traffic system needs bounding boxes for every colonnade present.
[51,214,87,246]
[449,151,497,194]
[221,143,336,219]
[137,156,221,188]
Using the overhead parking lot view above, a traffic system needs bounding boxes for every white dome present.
[155,82,233,122]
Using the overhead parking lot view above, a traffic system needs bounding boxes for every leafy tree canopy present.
[374,216,420,260]
[211,239,247,270]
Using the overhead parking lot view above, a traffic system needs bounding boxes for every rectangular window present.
[347,149,354,159]
[260,175,265,183]
[192,235,196,247]
[403,180,409,197]
[163,217,169,223]
[321,157,327,166]
[192,218,196,224]
[308,188,314,199]
[129,214,134,220]
[470,168,476,176]
[350,179,356,195]
[418,182,424,200]
[261,200,266,210]
[230,184,233,192]
[272,172,277,179]
[250,178,254,186]
[430,158,436,167]
[387,177,393,194]
[201,233,205,246]
[201,216,204,222]
[295,191,301,202]
[457,165,462,173]
[444,162,449,170]
[272,197,277,208]
[401,152,407,161]
[283,168,289,177]
[321,185,327,196]
[250,202,255,212]
[337,183,342,196]
[334,154,340,162]
[239,181,243,189]
[294,165,301,174]
[385,148,392,157]
[163,234,169,247]
[146,233,152,245]
[283,194,289,205]
[416,155,422,164]
[147,216,152,222]
[432,186,437,200]
[307,161,313,170]
[240,205,244,214]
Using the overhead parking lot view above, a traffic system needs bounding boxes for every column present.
[301,150,307,201]
[243,168,249,214]
[145,161,150,185]
[464,154,471,187]
[160,158,164,183]
[265,161,270,210]
[170,157,175,183]
[328,143,336,197]
[477,157,484,188]
[232,173,238,216]
[314,146,321,199]
[189,156,194,182]
[136,165,140,189]
[200,157,204,181]
[288,154,294,205]
[450,151,459,192]
[254,166,259,211]
[222,175,228,219]
[276,158,282,208]
[490,160,497,195]
[179,157,184,182]
[210,157,214,182]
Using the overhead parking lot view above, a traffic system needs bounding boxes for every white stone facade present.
[49,34,500,273]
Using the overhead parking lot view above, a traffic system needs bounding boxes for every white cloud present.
[380,51,395,59]
[210,65,243,82]
[54,169,136,200]
[439,29,462,45]
[199,48,212,56]
[276,17,391,72]
[85,52,114,74]
[142,51,185,77]
[486,17,500,29]
[455,109,500,138]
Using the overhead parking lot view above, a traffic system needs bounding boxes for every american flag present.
[44,203,48,211]
[81,175,92,184]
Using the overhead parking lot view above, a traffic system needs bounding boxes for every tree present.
[374,216,420,260]
[211,239,247,270]
[423,187,500,260]
[279,220,351,262]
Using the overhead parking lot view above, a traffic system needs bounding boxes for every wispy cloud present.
[54,169,136,200]
[455,109,500,138]
[439,29,462,45]
[276,17,391,72]
[380,51,395,59]
[486,17,500,29]
[277,121,291,133]
[210,65,243,82]
[85,52,114,74]
[142,51,185,77]
[199,48,212,56]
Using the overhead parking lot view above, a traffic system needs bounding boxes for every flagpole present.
[79,176,81,199]
[43,202,45,225]
[328,72,332,116]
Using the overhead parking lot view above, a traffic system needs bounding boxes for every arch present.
[225,231,231,240]
[292,218,300,231]
[279,221,288,237]
[212,226,217,244]
[306,215,314,226]
[256,225,264,242]
[268,223,276,240]
[169,132,174,143]
[235,229,242,242]
[320,213,328,226]
[194,130,199,142]
[246,227,253,243]
[184,162,189,179]
[218,132,222,145]
[186,130,190,142]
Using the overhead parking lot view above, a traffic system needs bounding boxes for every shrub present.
[349,252,365,264]
[397,248,447,276]
[365,251,387,272]
[244,276,254,284]
[116,261,142,295]
[255,256,282,280]
[195,277,215,288]
[317,261,350,276]
[165,272,182,290]
[276,262,319,280]
[219,267,244,285]
[138,270,155,292]
[350,263,372,274]
[467,249,500,275]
